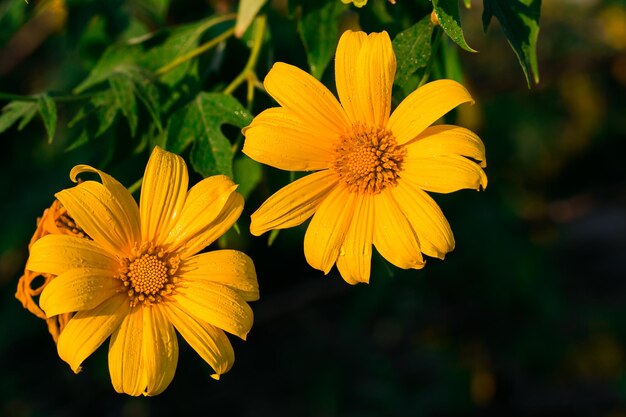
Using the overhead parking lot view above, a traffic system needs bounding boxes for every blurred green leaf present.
[0,101,38,134]
[464,0,471,8]
[432,0,476,52]
[482,0,541,86]
[91,90,120,138]
[298,0,345,80]
[166,92,252,178]
[109,72,139,136]
[37,94,57,144]
[233,154,262,199]
[392,15,434,91]
[235,0,268,38]
[128,69,162,132]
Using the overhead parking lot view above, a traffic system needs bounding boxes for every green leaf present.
[483,0,541,86]
[127,69,162,132]
[235,0,268,38]
[90,90,120,138]
[297,1,346,80]
[74,43,141,93]
[109,72,138,136]
[233,154,262,199]
[37,94,57,143]
[0,101,38,134]
[432,0,476,52]
[166,92,253,178]
[392,16,435,91]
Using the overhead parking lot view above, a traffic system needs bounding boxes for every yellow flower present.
[25,146,258,396]
[341,0,368,7]
[242,30,487,284]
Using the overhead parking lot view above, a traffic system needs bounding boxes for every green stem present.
[127,177,143,195]
[155,26,235,76]
[0,92,96,103]
[223,15,267,97]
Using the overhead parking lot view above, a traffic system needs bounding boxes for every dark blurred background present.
[2,0,626,416]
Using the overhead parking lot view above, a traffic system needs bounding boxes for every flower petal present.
[242,107,335,171]
[173,281,253,340]
[303,186,356,274]
[27,234,119,276]
[142,306,178,396]
[250,170,338,236]
[354,31,396,127]
[408,124,487,167]
[263,62,350,137]
[179,250,259,301]
[57,293,128,373]
[335,30,367,123]
[388,80,475,145]
[109,304,145,396]
[161,301,234,379]
[140,146,189,246]
[70,163,141,237]
[40,268,122,317]
[56,181,139,258]
[165,175,243,258]
[392,181,454,259]
[336,193,374,284]
[372,189,425,269]
[401,155,487,194]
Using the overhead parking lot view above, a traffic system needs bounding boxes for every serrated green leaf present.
[432,0,476,53]
[233,154,262,199]
[235,0,268,38]
[166,92,252,178]
[74,44,141,93]
[37,94,57,143]
[483,0,541,86]
[297,1,346,80]
[142,17,220,86]
[109,73,138,136]
[127,69,162,131]
[392,16,434,91]
[91,90,120,138]
[0,101,38,134]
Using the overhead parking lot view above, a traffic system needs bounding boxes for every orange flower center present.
[332,123,406,194]
[118,244,180,307]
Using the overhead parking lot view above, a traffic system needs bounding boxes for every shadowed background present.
[1,0,626,416]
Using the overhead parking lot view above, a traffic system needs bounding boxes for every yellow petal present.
[165,175,243,258]
[109,304,145,396]
[408,124,487,167]
[142,306,179,396]
[27,234,119,276]
[70,163,141,237]
[354,31,396,127]
[401,155,488,194]
[336,193,374,284]
[173,282,253,340]
[263,62,349,137]
[303,186,356,274]
[39,268,122,317]
[140,146,189,246]
[250,170,338,236]
[335,30,367,123]
[56,181,139,258]
[392,181,454,259]
[161,301,234,379]
[388,79,475,145]
[179,250,259,301]
[372,190,425,269]
[57,293,128,373]
[242,107,335,171]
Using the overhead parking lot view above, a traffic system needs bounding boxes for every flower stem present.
[223,14,267,102]
[418,27,443,88]
[155,15,236,77]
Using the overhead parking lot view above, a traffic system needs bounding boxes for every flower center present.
[332,124,406,194]
[118,244,180,307]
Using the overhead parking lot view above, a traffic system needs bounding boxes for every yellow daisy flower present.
[242,30,487,284]
[25,146,258,396]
